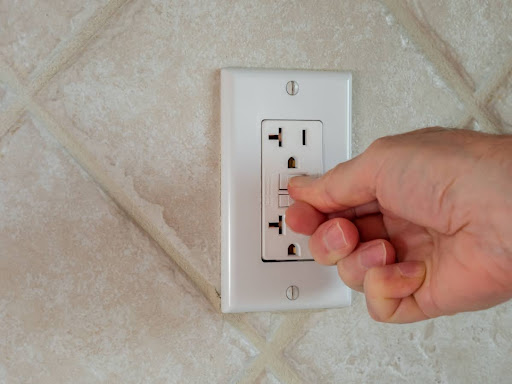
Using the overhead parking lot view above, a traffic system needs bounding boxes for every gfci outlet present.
[261,119,323,262]
[221,68,351,313]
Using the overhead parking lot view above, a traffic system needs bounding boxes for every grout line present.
[0,101,26,139]
[225,314,273,382]
[236,354,267,384]
[225,314,267,352]
[27,99,222,310]
[232,312,312,383]
[454,56,512,131]
[269,357,304,384]
[455,114,474,130]
[265,313,311,384]
[474,56,512,106]
[28,0,130,96]
[380,0,504,134]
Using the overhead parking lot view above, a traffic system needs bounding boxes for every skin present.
[286,127,512,323]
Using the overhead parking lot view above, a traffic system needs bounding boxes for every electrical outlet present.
[221,68,351,313]
[261,120,323,261]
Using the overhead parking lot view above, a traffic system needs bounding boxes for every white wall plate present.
[221,68,352,313]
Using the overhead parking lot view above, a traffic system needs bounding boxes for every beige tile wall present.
[1,1,511,383]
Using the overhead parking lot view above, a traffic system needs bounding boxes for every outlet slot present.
[288,244,300,257]
[287,157,296,169]
[302,129,306,145]
[268,215,283,235]
[268,127,282,147]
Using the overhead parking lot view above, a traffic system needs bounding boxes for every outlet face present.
[221,68,352,313]
[261,120,323,261]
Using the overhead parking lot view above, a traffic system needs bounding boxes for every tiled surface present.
[404,0,512,91]
[0,115,256,383]
[37,0,464,291]
[1,0,512,382]
[0,0,108,79]
[284,294,512,383]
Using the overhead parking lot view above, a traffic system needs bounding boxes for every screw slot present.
[286,285,299,300]
[286,80,299,96]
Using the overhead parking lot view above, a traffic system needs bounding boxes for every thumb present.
[287,145,382,213]
[364,261,428,323]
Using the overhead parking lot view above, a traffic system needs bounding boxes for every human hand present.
[286,127,512,323]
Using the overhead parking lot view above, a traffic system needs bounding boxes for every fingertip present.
[285,201,326,235]
[309,218,359,265]
[288,175,317,189]
[335,239,395,292]
[287,175,319,203]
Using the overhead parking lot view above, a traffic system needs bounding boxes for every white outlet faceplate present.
[221,68,352,313]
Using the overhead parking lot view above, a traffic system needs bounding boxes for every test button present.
[278,194,293,207]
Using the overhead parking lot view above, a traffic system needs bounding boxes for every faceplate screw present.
[286,285,299,300]
[286,80,299,96]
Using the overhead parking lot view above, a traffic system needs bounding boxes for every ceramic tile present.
[255,369,282,384]
[38,0,465,291]
[404,0,512,90]
[0,115,256,383]
[0,0,108,79]
[284,293,512,384]
[490,74,512,132]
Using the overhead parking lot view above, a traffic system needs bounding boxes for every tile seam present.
[475,57,512,106]
[233,312,312,383]
[454,57,512,131]
[0,102,27,139]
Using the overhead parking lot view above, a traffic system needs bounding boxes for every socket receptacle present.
[261,119,323,261]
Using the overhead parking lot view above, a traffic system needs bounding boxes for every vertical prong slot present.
[302,129,306,145]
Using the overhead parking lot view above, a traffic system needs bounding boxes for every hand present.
[286,127,512,323]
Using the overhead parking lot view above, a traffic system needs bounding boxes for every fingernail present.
[398,262,425,278]
[288,175,316,188]
[323,222,347,251]
[359,243,386,269]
